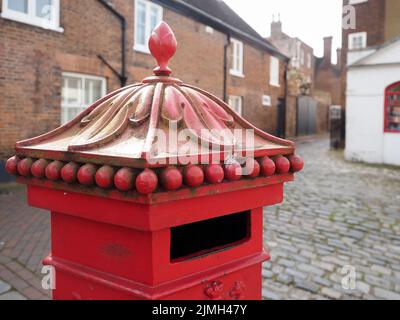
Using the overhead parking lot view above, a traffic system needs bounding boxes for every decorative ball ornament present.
[61,162,80,184]
[288,155,304,173]
[17,158,33,177]
[160,167,183,191]
[136,169,158,194]
[45,161,64,181]
[224,161,242,181]
[5,156,19,175]
[95,165,115,189]
[31,159,49,178]
[204,164,224,184]
[114,168,136,192]
[77,164,97,186]
[259,157,276,177]
[183,165,204,188]
[244,158,260,178]
[274,156,290,174]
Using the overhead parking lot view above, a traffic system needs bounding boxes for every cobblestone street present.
[263,137,400,300]
[0,136,399,300]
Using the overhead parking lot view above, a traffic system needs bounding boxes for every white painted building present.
[345,37,400,166]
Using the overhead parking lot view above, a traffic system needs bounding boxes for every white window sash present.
[348,32,367,50]
[228,96,243,116]
[1,0,63,32]
[270,56,280,87]
[61,73,107,125]
[134,0,163,54]
[230,39,244,77]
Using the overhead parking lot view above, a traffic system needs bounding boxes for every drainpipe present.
[97,0,127,87]
[223,33,231,102]
[282,61,289,139]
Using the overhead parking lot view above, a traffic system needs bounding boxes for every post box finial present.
[149,21,177,76]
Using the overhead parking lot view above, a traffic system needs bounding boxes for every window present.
[307,53,312,69]
[134,0,163,53]
[205,26,214,34]
[300,49,305,66]
[1,0,62,32]
[270,56,280,87]
[348,32,367,50]
[384,82,400,133]
[230,39,244,77]
[348,0,368,4]
[61,73,106,125]
[262,95,272,107]
[228,96,243,116]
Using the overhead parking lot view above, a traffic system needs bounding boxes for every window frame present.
[269,56,280,87]
[228,95,243,116]
[1,0,63,32]
[134,0,163,54]
[348,32,367,50]
[61,72,107,125]
[384,82,400,134]
[348,0,368,5]
[230,38,244,77]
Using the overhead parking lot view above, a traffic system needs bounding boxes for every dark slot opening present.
[170,211,250,262]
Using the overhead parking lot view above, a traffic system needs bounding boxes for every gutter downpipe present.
[97,0,127,87]
[223,33,231,102]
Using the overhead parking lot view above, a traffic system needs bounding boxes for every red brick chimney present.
[323,36,333,65]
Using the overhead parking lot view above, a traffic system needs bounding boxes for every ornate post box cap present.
[7,22,303,203]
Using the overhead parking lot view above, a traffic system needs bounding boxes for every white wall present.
[346,64,400,166]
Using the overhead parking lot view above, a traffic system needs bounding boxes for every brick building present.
[341,0,400,107]
[268,19,315,96]
[268,19,331,137]
[0,0,290,179]
[314,37,341,107]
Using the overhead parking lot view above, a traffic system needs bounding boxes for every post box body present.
[23,175,290,300]
[6,22,303,300]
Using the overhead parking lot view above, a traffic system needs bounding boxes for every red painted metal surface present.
[6,21,304,300]
[384,82,400,133]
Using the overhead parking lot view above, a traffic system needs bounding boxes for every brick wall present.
[0,0,287,159]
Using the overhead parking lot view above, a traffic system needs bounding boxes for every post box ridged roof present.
[15,22,294,168]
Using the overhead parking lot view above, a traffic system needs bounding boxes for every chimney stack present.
[336,48,342,68]
[271,14,282,38]
[323,36,333,64]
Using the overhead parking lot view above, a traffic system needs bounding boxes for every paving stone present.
[313,276,332,287]
[311,260,335,272]
[374,288,400,300]
[0,291,27,300]
[321,287,342,300]
[370,265,392,276]
[298,263,325,277]
[277,273,294,285]
[356,281,370,294]
[285,268,307,280]
[262,269,274,279]
[0,279,11,295]
[365,275,393,289]
[294,279,320,294]
[278,258,296,268]
[262,289,280,301]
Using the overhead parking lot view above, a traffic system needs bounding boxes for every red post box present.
[6,22,303,300]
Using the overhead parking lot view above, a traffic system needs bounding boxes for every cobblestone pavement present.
[0,136,399,300]
[263,137,400,300]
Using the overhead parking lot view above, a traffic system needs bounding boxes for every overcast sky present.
[223,0,343,62]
